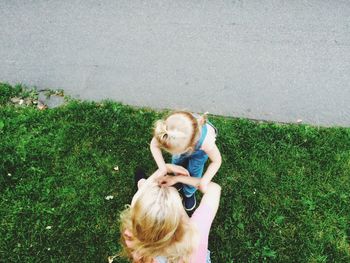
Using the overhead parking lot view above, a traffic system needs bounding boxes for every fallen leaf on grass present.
[55,90,64,97]
[296,119,303,123]
[37,101,47,110]
[105,195,114,200]
[25,99,33,106]
[108,255,117,263]
[113,166,119,171]
[10,97,21,103]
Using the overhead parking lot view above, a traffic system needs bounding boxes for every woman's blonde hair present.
[154,111,208,154]
[120,180,199,263]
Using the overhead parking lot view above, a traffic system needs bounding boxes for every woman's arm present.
[150,137,167,174]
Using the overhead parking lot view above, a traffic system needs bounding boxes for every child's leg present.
[171,154,189,191]
[183,151,209,197]
[171,154,189,170]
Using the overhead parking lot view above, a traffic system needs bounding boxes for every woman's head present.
[154,111,206,154]
[120,177,198,262]
[131,178,185,246]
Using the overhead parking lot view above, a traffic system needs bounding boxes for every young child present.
[150,111,222,211]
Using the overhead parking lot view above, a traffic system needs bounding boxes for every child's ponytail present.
[154,118,188,151]
[154,120,170,146]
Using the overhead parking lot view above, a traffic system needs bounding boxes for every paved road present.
[1,0,350,126]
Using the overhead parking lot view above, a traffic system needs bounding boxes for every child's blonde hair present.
[120,180,199,263]
[154,111,207,154]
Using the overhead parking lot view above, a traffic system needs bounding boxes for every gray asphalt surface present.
[1,0,350,126]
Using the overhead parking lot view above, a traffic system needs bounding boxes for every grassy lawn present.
[1,83,349,262]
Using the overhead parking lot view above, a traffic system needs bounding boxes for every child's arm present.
[150,137,167,174]
[165,163,190,176]
[200,144,222,191]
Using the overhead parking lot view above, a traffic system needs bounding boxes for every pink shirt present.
[123,203,215,263]
[189,203,215,262]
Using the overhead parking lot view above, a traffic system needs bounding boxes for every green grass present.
[1,83,349,262]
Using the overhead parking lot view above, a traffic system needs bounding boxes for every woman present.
[119,164,221,263]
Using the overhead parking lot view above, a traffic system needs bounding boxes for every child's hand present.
[172,165,190,176]
[153,168,167,178]
[158,175,177,187]
[199,178,210,192]
[166,164,190,176]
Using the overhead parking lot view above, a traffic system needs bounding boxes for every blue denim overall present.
[171,122,217,197]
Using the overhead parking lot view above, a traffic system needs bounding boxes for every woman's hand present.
[165,164,190,176]
[158,175,178,187]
